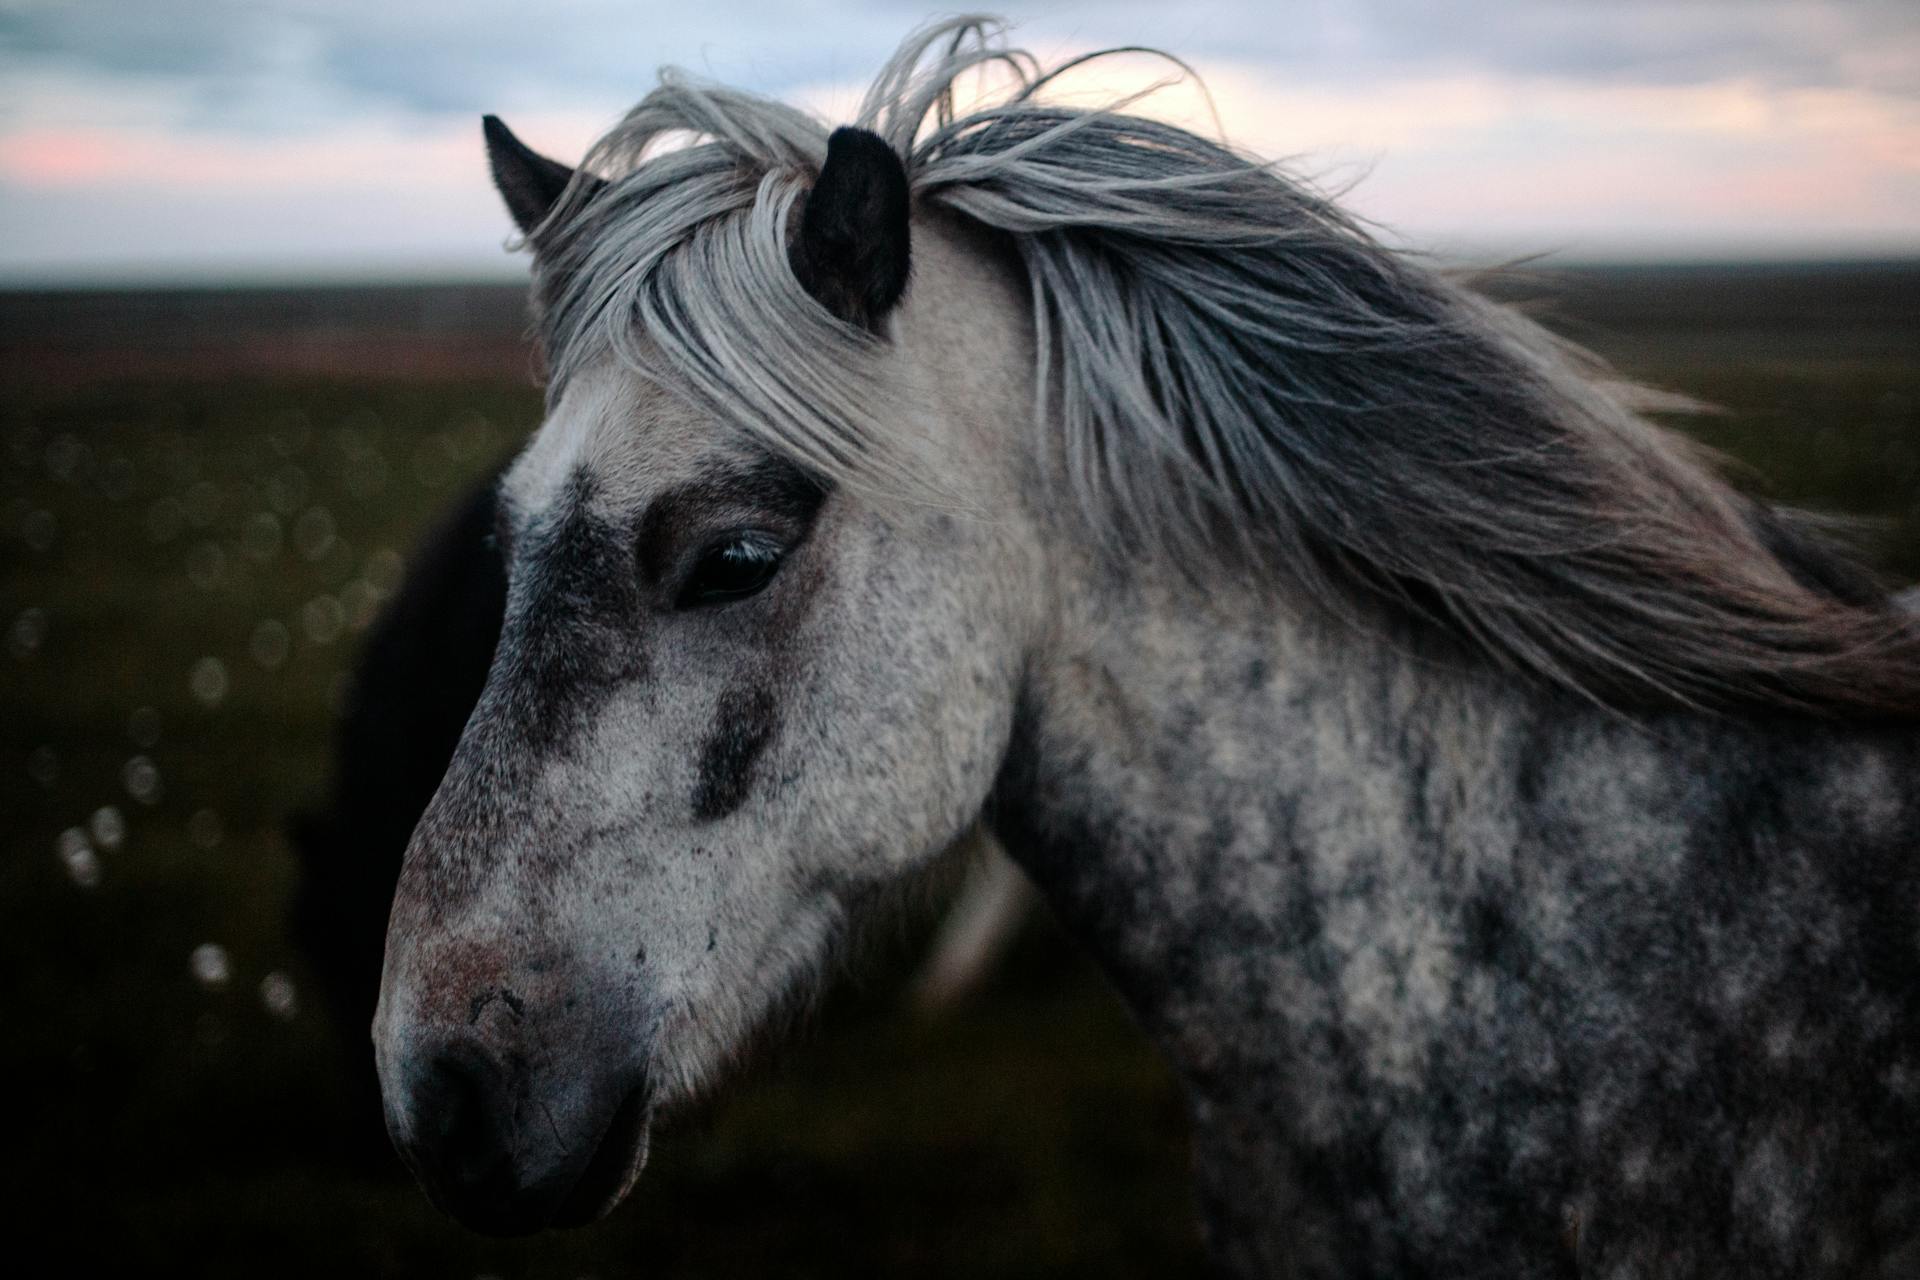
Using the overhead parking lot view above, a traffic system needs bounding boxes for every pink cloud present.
[0,113,606,191]
[1,55,1913,275]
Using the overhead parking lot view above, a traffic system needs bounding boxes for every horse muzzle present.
[373,942,655,1235]
[383,1031,653,1235]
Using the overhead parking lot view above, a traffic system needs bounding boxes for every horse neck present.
[990,563,1486,1018]
[987,555,1912,1086]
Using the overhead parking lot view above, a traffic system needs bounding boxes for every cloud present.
[0,1,1914,276]
[0,0,923,127]
[4,2,1914,126]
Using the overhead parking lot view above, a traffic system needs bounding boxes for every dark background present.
[4,261,1918,1275]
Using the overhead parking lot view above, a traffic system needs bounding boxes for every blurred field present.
[3,262,1917,1276]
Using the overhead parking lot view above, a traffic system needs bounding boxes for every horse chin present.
[548,1086,654,1230]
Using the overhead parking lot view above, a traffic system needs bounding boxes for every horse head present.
[372,117,1044,1233]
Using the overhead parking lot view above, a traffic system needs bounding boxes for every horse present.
[370,19,1920,1275]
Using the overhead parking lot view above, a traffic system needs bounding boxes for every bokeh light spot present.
[364,547,404,593]
[123,754,162,806]
[56,827,100,888]
[260,971,299,1021]
[301,594,345,645]
[89,805,127,852]
[189,656,229,707]
[189,943,230,989]
[10,606,48,659]
[293,506,336,561]
[241,511,283,562]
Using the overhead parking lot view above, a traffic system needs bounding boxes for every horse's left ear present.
[483,114,602,239]
[791,127,912,331]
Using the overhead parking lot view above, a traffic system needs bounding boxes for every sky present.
[1,0,1915,283]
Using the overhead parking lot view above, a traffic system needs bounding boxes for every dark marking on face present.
[390,472,649,928]
[488,471,651,749]
[635,455,829,591]
[692,686,780,822]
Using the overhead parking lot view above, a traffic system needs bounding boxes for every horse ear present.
[791,127,912,330]
[483,114,599,238]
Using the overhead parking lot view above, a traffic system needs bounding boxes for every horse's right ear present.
[483,115,600,238]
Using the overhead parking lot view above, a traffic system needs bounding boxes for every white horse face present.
[373,192,1042,1231]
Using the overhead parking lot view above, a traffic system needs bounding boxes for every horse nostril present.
[406,1042,513,1198]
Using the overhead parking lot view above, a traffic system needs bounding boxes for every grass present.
[3,263,1916,1275]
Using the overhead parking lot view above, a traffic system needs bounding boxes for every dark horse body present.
[361,20,1920,1275]
[290,467,506,1141]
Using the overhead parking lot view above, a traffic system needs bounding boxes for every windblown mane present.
[530,16,1920,720]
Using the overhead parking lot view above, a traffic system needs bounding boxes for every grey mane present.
[529,16,1920,720]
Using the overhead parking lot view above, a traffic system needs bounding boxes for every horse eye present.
[677,532,786,608]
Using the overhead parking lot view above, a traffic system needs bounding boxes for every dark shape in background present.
[288,463,509,1163]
